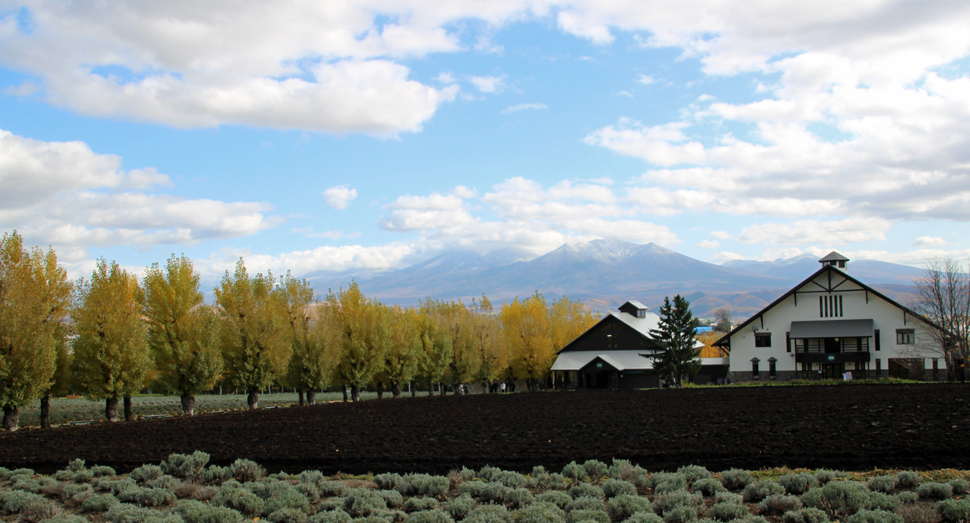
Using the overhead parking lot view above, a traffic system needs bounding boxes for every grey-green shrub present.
[269,507,309,523]
[742,481,785,503]
[624,513,664,523]
[344,489,389,517]
[652,491,702,515]
[513,502,566,523]
[465,504,511,523]
[299,471,325,485]
[817,481,871,518]
[567,509,610,523]
[606,494,652,522]
[295,483,320,503]
[230,459,266,483]
[758,495,804,516]
[1,490,46,514]
[713,492,742,505]
[570,485,605,500]
[308,509,353,523]
[44,515,89,523]
[541,474,571,491]
[562,463,587,482]
[676,467,711,485]
[406,498,442,512]
[202,466,233,485]
[950,479,969,496]
[212,487,265,516]
[192,487,219,502]
[162,452,210,481]
[443,494,474,520]
[868,476,898,494]
[479,467,503,482]
[894,492,919,505]
[867,492,900,512]
[12,478,44,494]
[478,483,512,504]
[779,474,818,495]
[81,493,120,512]
[567,497,606,513]
[602,480,637,499]
[538,492,573,509]
[661,505,697,523]
[376,474,404,490]
[494,471,528,489]
[719,470,753,491]
[609,460,634,480]
[691,479,724,498]
[708,502,748,522]
[814,471,843,486]
[896,472,921,490]
[174,499,245,523]
[61,483,94,501]
[399,475,450,497]
[118,486,177,507]
[378,490,405,509]
[319,482,346,498]
[263,489,310,515]
[585,461,609,481]
[149,476,183,490]
[105,503,180,523]
[17,497,57,523]
[845,509,904,523]
[938,498,970,523]
[917,483,952,500]
[130,464,165,485]
[896,504,941,523]
[407,509,455,523]
[91,465,117,477]
[782,508,830,523]
[507,488,535,508]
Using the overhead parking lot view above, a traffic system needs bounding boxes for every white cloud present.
[914,236,947,247]
[468,74,507,93]
[636,75,655,85]
[0,128,276,257]
[322,185,358,210]
[502,103,547,113]
[697,239,719,249]
[736,217,891,246]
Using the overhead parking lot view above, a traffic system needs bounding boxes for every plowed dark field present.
[2,384,969,475]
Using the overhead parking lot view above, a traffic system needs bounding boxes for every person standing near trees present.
[72,258,153,422]
[0,231,73,431]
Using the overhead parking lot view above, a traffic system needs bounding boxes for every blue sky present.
[1,1,969,280]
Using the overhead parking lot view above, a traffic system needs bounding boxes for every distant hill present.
[301,239,923,319]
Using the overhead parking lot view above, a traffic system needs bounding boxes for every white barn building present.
[713,252,950,382]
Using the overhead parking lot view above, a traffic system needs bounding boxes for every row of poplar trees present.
[0,231,595,432]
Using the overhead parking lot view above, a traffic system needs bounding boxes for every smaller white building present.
[713,252,950,382]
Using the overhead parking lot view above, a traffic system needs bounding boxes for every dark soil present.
[2,384,969,475]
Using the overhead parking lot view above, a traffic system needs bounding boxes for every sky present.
[1,0,969,282]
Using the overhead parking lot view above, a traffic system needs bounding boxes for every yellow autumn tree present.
[380,306,422,397]
[471,295,506,390]
[331,281,389,402]
[426,299,479,394]
[502,291,555,392]
[416,307,452,396]
[279,273,338,406]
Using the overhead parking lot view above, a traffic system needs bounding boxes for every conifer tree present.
[644,294,700,387]
[72,258,152,421]
[142,254,223,415]
[215,259,289,410]
[0,231,73,431]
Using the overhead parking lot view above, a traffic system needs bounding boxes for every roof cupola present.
[819,251,849,270]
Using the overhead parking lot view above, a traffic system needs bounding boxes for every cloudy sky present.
[1,0,969,280]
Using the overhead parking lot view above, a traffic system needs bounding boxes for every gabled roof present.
[713,264,945,347]
[819,251,849,262]
[556,310,659,354]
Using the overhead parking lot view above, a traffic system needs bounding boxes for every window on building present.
[755,332,772,347]
[896,329,915,345]
[768,357,777,378]
[606,333,617,350]
[751,358,760,378]
[874,329,880,351]
[819,295,844,318]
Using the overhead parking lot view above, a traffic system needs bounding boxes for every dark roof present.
[819,251,849,262]
[713,265,946,347]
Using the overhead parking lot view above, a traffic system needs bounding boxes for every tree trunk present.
[427,381,433,397]
[180,392,196,416]
[124,395,133,421]
[392,382,402,398]
[105,397,119,422]
[306,390,316,405]
[376,380,383,400]
[40,392,51,429]
[2,405,19,432]
[351,385,361,402]
[411,382,416,398]
[342,385,348,402]
[298,391,305,406]
[247,391,259,410]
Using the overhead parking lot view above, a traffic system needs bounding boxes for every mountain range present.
[301,239,925,319]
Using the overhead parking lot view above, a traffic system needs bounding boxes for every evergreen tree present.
[0,231,73,431]
[72,258,152,421]
[142,254,223,416]
[644,294,700,387]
